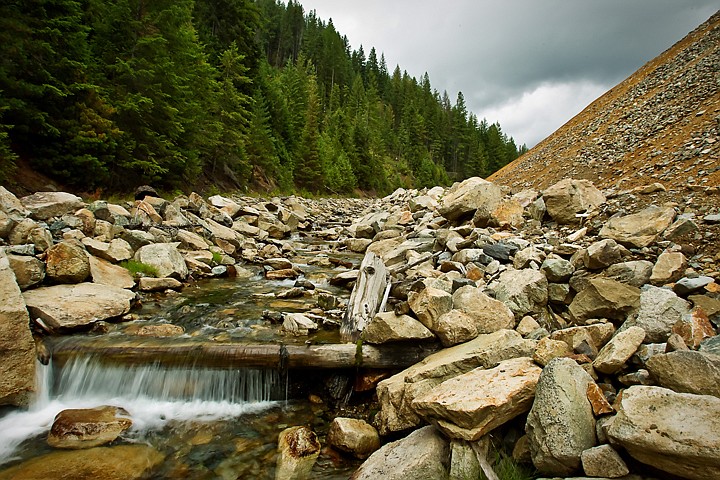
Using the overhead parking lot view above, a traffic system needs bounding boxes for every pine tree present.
[295,74,322,191]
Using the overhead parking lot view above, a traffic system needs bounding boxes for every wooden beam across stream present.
[48,338,441,370]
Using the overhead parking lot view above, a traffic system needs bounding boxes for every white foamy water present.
[0,357,281,465]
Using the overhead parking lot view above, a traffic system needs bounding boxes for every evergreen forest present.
[0,0,527,195]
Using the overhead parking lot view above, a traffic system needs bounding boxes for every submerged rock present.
[275,426,320,480]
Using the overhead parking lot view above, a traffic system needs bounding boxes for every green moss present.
[120,260,159,278]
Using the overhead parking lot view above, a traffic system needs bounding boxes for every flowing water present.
[0,238,365,478]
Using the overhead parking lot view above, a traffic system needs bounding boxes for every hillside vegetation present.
[0,0,524,196]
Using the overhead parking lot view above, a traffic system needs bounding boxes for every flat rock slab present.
[412,357,542,441]
[20,191,84,220]
[23,283,136,330]
[599,205,675,248]
[607,385,720,480]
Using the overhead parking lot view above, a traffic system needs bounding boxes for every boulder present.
[449,440,481,480]
[452,285,515,334]
[650,251,687,285]
[599,205,676,248]
[603,260,654,287]
[363,312,435,344]
[526,357,597,476]
[493,268,549,317]
[0,251,35,406]
[327,418,380,459]
[350,426,449,480]
[621,285,691,343]
[20,191,84,220]
[0,445,163,480]
[568,278,640,324]
[23,283,136,330]
[533,337,573,367]
[549,323,616,354]
[412,357,542,441]
[375,329,535,434]
[541,256,574,283]
[438,177,503,222]
[475,198,524,228]
[88,256,135,289]
[607,385,720,480]
[133,243,188,280]
[580,444,629,478]
[8,217,38,245]
[47,406,132,449]
[584,239,624,270]
[45,240,91,284]
[0,186,30,218]
[82,237,134,263]
[7,253,45,290]
[434,310,479,347]
[137,277,183,292]
[592,326,646,374]
[29,226,53,252]
[275,426,320,480]
[282,313,318,336]
[672,308,716,348]
[408,287,453,331]
[543,179,606,224]
[646,350,720,397]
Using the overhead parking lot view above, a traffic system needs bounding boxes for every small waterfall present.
[53,355,280,404]
[0,355,283,464]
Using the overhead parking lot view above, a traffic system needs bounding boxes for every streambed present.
[0,239,368,478]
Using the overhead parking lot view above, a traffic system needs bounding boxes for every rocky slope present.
[490,11,719,210]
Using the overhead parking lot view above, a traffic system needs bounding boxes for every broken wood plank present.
[341,251,388,341]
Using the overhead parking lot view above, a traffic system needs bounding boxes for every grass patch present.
[491,454,537,480]
[120,260,159,278]
[211,250,223,266]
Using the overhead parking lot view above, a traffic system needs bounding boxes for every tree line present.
[0,0,526,195]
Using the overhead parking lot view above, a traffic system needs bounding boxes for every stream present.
[0,237,367,478]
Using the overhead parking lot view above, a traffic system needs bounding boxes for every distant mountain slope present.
[490,11,719,198]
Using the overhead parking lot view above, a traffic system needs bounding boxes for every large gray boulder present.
[493,268,549,317]
[543,179,606,224]
[646,350,720,397]
[599,205,676,248]
[607,385,720,480]
[603,260,654,287]
[438,177,503,222]
[23,283,136,330]
[526,357,597,476]
[0,186,30,218]
[412,357,542,441]
[568,278,640,324]
[81,238,133,263]
[133,242,189,280]
[375,329,535,435]
[351,426,449,480]
[88,256,135,289]
[20,191,84,220]
[0,251,36,406]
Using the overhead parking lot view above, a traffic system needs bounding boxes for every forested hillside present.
[0,0,525,195]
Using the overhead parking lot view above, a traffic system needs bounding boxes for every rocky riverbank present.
[1,177,719,479]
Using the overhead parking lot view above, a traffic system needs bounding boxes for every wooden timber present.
[48,339,441,370]
[341,251,388,341]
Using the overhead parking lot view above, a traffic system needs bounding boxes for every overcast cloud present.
[298,0,718,147]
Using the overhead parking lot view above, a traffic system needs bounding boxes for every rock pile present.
[0,185,371,406]
[335,176,719,479]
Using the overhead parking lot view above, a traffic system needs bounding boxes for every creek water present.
[0,238,366,478]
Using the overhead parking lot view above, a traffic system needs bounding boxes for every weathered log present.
[341,251,388,341]
[48,339,440,370]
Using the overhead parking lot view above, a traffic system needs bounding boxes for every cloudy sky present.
[299,0,718,148]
